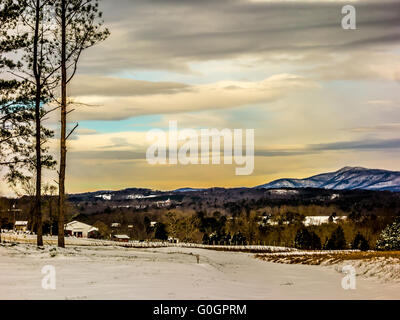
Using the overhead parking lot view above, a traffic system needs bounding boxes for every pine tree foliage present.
[376,218,400,251]
[294,227,321,250]
[325,225,347,250]
[351,232,369,251]
[0,0,33,180]
[1,0,56,185]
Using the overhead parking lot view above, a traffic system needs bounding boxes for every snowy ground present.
[1,243,400,300]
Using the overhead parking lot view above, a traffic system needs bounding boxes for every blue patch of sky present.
[114,60,288,85]
[79,114,163,133]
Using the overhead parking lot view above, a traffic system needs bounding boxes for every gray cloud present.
[255,150,317,157]
[256,138,400,157]
[70,75,191,96]
[77,0,400,75]
[69,150,144,160]
[310,138,400,151]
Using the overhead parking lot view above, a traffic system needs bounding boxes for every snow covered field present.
[1,243,400,300]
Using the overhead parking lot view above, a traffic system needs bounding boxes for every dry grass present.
[255,251,400,265]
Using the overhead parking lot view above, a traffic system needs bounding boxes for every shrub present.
[231,232,246,245]
[352,232,369,251]
[324,226,347,250]
[154,222,168,240]
[93,221,110,239]
[294,228,321,250]
[310,232,322,250]
[376,218,400,251]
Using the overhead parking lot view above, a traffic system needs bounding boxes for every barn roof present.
[113,234,130,239]
[15,221,28,226]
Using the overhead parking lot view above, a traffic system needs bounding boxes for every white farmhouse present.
[65,221,98,238]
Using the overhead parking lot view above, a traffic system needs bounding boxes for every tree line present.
[70,204,399,250]
[0,0,109,247]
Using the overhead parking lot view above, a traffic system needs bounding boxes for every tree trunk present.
[33,0,43,247]
[49,197,53,236]
[58,0,66,248]
[35,86,43,246]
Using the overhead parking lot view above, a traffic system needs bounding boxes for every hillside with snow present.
[257,167,400,191]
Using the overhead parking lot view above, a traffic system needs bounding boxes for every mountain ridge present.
[257,166,400,191]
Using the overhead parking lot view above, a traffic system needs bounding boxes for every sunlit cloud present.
[68,74,317,121]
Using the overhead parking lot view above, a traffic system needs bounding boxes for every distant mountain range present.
[68,167,400,199]
[257,166,400,192]
[173,188,205,193]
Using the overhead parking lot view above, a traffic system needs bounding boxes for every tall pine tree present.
[2,0,57,246]
[54,0,109,247]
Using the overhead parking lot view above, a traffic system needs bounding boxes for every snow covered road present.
[0,244,399,300]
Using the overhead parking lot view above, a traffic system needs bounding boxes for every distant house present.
[150,221,157,228]
[128,225,134,229]
[14,221,28,232]
[95,194,112,201]
[155,198,171,208]
[65,221,98,238]
[304,216,347,227]
[112,234,130,242]
[111,223,121,228]
[168,237,179,244]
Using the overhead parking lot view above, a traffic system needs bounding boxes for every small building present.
[14,221,28,232]
[168,237,179,244]
[155,198,171,208]
[65,221,98,238]
[150,221,157,228]
[111,222,121,228]
[112,234,130,242]
[95,194,112,201]
[128,225,134,229]
[303,216,347,227]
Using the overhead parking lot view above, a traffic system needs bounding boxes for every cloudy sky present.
[4,0,400,195]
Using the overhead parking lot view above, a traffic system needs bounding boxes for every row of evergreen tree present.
[294,226,369,250]
[295,219,400,251]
